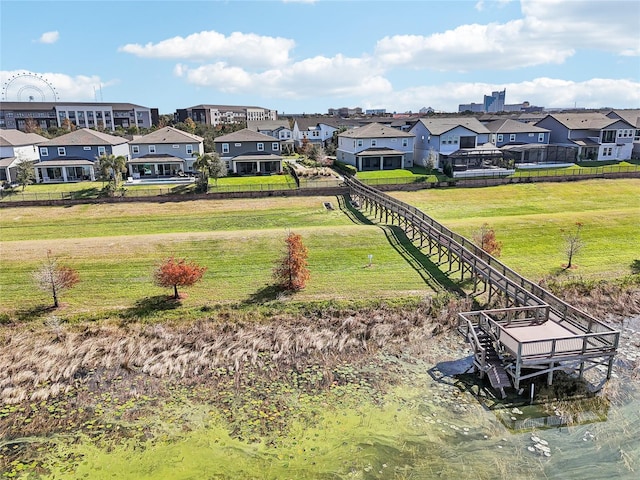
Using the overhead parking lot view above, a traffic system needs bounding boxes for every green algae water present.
[8,355,639,480]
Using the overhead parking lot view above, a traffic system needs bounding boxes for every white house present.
[337,122,415,171]
[0,130,47,183]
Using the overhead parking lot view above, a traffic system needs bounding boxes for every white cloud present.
[38,31,59,44]
[175,54,392,100]
[0,70,117,102]
[376,0,638,71]
[364,78,640,113]
[120,30,295,69]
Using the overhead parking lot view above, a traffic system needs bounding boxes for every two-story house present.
[0,130,47,184]
[247,120,294,154]
[485,119,550,147]
[410,117,502,173]
[292,117,341,149]
[535,113,636,161]
[127,127,204,178]
[214,129,282,175]
[605,109,640,158]
[336,122,414,171]
[33,128,129,182]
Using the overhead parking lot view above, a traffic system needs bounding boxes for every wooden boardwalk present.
[345,176,620,394]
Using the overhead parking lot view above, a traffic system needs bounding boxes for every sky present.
[1,0,639,115]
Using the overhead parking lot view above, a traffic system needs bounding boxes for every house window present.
[602,130,616,143]
[371,139,377,147]
[497,134,503,142]
[172,144,179,149]
[538,133,545,143]
[186,145,193,155]
[222,143,229,153]
[40,147,48,156]
[509,134,516,142]
[83,146,91,151]
[272,142,279,151]
[257,143,264,151]
[528,133,534,137]
[402,138,408,147]
[149,145,156,153]
[234,143,242,147]
[97,146,106,155]
[635,130,640,141]
[132,145,139,154]
[357,140,363,147]
[58,147,66,156]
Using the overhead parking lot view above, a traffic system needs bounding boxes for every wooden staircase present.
[468,325,511,398]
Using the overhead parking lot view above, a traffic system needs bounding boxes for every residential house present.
[292,117,341,148]
[336,122,414,171]
[176,104,276,127]
[34,128,129,182]
[247,120,294,154]
[485,119,549,147]
[535,113,636,161]
[214,129,282,175]
[605,109,640,158]
[0,130,47,183]
[410,117,502,174]
[128,126,204,178]
[0,101,157,131]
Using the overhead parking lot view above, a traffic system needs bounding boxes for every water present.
[3,325,639,479]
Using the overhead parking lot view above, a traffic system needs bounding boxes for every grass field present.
[1,178,638,320]
[392,178,640,280]
[0,196,438,319]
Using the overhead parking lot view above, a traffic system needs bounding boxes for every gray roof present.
[543,113,621,130]
[0,157,17,167]
[39,128,129,147]
[128,154,185,164]
[1,101,150,111]
[0,130,48,147]
[214,128,278,143]
[186,104,270,111]
[607,109,640,128]
[485,119,549,134]
[231,153,282,162]
[339,122,414,139]
[34,158,94,167]
[247,120,291,131]
[414,117,490,135]
[132,126,202,144]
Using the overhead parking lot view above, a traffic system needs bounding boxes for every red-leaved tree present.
[33,250,80,308]
[472,223,503,258]
[273,232,310,291]
[153,257,207,299]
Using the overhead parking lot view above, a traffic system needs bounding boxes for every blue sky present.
[1,0,639,114]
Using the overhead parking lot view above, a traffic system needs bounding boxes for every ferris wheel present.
[1,72,59,102]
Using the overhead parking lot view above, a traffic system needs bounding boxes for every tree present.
[61,118,76,131]
[15,160,36,190]
[23,117,42,134]
[33,250,80,308]
[183,117,197,134]
[97,154,127,196]
[562,222,585,269]
[209,153,228,186]
[473,223,502,257]
[153,257,207,299]
[192,152,214,193]
[273,232,310,291]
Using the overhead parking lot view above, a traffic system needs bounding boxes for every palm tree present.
[97,154,127,196]
[192,152,214,192]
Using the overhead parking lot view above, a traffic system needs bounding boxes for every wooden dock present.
[344,176,620,394]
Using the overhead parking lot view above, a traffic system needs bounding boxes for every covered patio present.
[33,159,95,183]
[231,153,282,175]
[127,154,186,179]
[356,147,406,171]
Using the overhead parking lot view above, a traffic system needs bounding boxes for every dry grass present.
[0,297,468,407]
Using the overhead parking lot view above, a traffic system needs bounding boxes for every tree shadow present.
[70,187,100,199]
[120,295,181,319]
[242,284,281,305]
[14,304,57,322]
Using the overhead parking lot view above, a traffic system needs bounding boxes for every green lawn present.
[392,178,640,280]
[356,168,441,183]
[510,161,640,178]
[0,196,437,318]
[1,179,638,320]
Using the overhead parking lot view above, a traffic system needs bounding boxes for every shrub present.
[334,160,357,176]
